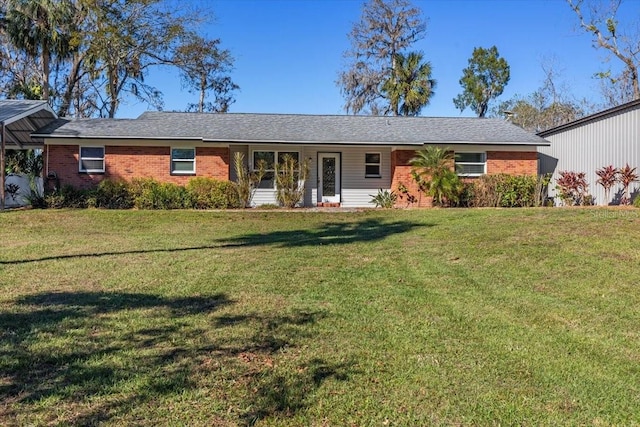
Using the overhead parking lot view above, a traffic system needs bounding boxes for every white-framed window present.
[456,152,486,177]
[171,148,196,174]
[79,146,105,173]
[365,152,381,178]
[252,150,300,188]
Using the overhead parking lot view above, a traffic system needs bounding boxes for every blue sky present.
[119,0,635,118]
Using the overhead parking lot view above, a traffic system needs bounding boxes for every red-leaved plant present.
[618,164,638,205]
[595,165,618,205]
[556,171,589,206]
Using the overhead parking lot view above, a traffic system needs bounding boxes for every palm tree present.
[4,0,74,100]
[382,51,436,116]
[410,146,461,206]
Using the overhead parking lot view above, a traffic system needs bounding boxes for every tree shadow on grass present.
[217,218,428,248]
[242,357,356,426]
[0,291,350,425]
[1,219,429,265]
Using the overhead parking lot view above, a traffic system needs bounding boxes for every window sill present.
[365,175,382,179]
[171,172,196,176]
[79,171,105,175]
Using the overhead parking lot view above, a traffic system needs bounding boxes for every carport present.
[0,100,57,210]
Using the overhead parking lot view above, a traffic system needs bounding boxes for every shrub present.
[618,164,638,205]
[233,152,265,208]
[496,175,538,207]
[369,189,397,208]
[5,183,20,202]
[186,177,241,209]
[130,178,189,210]
[466,174,502,207]
[95,179,134,209]
[44,185,90,208]
[463,174,547,208]
[555,171,589,206]
[634,195,640,208]
[596,165,618,205]
[274,154,310,208]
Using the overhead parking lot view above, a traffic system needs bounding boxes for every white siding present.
[242,145,392,207]
[538,105,640,205]
[247,145,310,207]
[303,146,392,208]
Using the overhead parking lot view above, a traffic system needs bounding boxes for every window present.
[79,146,105,173]
[456,152,486,177]
[171,148,195,174]
[252,150,300,188]
[365,153,381,177]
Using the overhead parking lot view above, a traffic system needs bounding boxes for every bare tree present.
[173,33,238,113]
[567,0,640,105]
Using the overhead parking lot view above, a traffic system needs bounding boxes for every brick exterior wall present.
[486,151,538,175]
[45,144,230,190]
[390,150,433,207]
[390,149,539,208]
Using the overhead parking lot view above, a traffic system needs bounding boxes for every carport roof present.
[0,100,57,148]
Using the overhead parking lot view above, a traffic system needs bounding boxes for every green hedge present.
[39,177,242,210]
[461,174,545,208]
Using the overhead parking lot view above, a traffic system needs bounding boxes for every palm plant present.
[382,52,436,116]
[618,164,638,205]
[410,146,462,206]
[595,165,618,205]
[4,0,75,100]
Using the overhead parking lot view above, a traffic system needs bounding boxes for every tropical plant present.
[233,152,265,208]
[337,0,427,115]
[595,165,618,205]
[274,154,310,208]
[4,183,20,202]
[617,163,638,205]
[369,189,397,208]
[410,146,462,206]
[3,0,75,100]
[5,149,43,177]
[381,51,436,116]
[555,170,589,206]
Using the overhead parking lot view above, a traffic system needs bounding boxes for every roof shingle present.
[34,111,549,146]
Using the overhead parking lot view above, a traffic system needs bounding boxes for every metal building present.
[538,99,640,205]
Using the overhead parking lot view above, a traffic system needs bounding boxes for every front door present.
[318,153,340,203]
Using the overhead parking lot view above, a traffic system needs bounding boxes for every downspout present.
[1,122,5,211]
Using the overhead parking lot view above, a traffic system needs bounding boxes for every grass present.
[0,207,639,425]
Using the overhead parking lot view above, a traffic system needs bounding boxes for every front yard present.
[0,208,639,425]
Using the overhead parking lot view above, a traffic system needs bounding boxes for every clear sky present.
[118,0,636,119]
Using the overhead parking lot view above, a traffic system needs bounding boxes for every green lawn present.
[1,208,639,425]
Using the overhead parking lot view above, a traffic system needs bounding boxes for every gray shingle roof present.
[34,111,549,146]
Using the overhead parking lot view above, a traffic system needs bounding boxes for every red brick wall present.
[390,149,539,208]
[45,145,230,190]
[486,151,538,175]
[390,150,433,207]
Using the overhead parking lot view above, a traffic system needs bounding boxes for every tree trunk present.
[199,75,206,113]
[42,46,50,101]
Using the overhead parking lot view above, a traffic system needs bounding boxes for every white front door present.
[318,153,340,203]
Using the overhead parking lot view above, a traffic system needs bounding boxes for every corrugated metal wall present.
[538,104,640,205]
